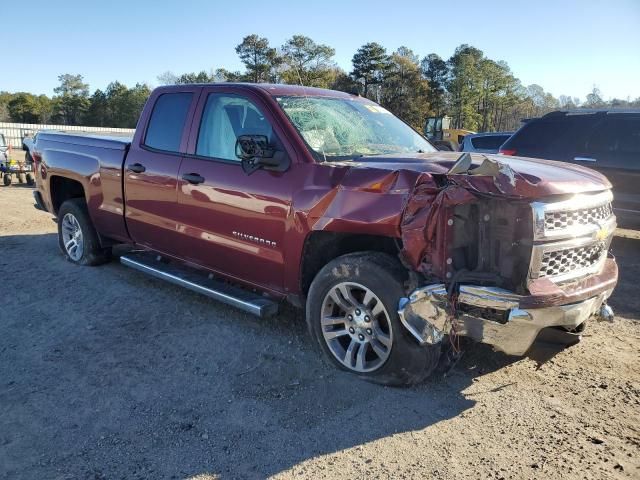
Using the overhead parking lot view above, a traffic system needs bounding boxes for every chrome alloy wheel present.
[61,213,84,261]
[320,282,393,373]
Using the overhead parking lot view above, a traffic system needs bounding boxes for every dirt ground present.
[0,184,638,480]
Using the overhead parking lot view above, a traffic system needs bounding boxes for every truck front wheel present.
[57,199,111,266]
[306,252,440,386]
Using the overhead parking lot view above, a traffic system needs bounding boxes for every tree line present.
[0,75,150,128]
[1,35,638,132]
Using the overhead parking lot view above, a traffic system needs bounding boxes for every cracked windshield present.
[276,96,436,160]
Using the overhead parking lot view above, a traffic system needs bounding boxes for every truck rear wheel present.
[57,199,111,266]
[306,252,440,386]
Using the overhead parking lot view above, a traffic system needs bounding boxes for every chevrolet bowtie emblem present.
[596,226,609,241]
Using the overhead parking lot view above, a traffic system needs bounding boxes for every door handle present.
[127,163,146,173]
[182,173,205,184]
[574,156,597,162]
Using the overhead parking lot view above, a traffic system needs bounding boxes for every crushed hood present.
[304,152,612,279]
[331,152,611,278]
[336,152,611,198]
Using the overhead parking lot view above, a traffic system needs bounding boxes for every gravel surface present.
[1,184,638,480]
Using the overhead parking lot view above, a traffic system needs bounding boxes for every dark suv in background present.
[500,110,640,227]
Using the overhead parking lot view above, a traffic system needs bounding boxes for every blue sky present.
[3,0,639,101]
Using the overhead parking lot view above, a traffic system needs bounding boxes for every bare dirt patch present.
[0,185,638,479]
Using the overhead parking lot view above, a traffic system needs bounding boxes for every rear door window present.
[586,116,640,167]
[586,119,619,155]
[144,93,193,152]
[471,135,509,150]
[505,114,600,160]
[617,118,640,156]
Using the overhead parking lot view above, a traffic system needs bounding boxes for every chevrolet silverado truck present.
[31,84,618,385]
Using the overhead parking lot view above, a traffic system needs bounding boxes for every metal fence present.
[0,122,135,149]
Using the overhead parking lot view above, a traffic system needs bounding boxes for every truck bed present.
[35,130,134,244]
[36,130,133,150]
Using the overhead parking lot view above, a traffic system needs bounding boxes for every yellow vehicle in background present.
[0,146,34,186]
[424,116,475,151]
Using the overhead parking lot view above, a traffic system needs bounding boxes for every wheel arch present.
[49,175,87,215]
[299,231,401,298]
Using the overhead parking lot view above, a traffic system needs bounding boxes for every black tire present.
[3,174,11,186]
[25,173,34,186]
[57,198,111,266]
[306,252,441,386]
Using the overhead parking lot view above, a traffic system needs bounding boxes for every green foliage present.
[85,82,151,128]
[84,89,109,126]
[351,42,389,99]
[381,48,429,130]
[36,95,54,123]
[53,74,90,125]
[176,71,213,84]
[421,54,447,117]
[0,92,12,121]
[5,92,53,123]
[235,35,280,83]
[418,45,560,132]
[280,35,336,88]
[446,45,484,130]
[213,68,245,82]
[7,93,40,123]
[330,69,359,94]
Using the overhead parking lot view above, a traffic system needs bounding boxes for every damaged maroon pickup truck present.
[32,84,618,385]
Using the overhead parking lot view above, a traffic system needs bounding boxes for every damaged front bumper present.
[398,261,617,356]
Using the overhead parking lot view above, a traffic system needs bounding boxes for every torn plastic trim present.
[397,284,614,356]
[448,153,523,194]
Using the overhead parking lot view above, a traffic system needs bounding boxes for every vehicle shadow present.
[0,231,629,479]
[0,182,34,189]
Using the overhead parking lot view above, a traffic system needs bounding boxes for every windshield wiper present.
[319,153,364,162]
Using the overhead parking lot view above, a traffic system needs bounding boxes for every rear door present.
[174,86,296,292]
[581,114,640,220]
[124,88,200,255]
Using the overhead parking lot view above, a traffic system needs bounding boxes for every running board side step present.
[120,252,279,318]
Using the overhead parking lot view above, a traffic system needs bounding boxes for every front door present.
[175,88,295,292]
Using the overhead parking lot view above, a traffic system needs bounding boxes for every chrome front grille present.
[530,190,615,284]
[538,242,606,279]
[544,203,613,231]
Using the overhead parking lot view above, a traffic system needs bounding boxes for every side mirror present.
[236,134,290,175]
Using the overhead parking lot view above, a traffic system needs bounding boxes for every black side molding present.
[33,190,46,212]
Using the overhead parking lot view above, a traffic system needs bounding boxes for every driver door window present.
[196,94,274,161]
